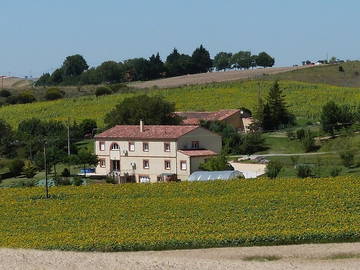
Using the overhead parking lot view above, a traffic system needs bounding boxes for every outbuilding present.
[188,170,244,181]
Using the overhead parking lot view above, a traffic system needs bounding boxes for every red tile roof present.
[95,125,199,140]
[176,109,241,125]
[178,149,218,157]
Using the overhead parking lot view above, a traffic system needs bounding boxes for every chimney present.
[140,120,144,132]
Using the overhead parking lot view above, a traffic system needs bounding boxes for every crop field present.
[1,80,360,128]
[0,177,359,251]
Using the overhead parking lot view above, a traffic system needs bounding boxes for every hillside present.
[1,80,360,129]
[267,61,360,87]
[131,66,310,89]
[0,178,359,251]
[0,76,32,89]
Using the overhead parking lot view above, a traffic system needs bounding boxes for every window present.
[129,142,135,152]
[111,143,119,150]
[180,161,187,171]
[143,142,149,152]
[164,143,171,152]
[99,159,106,168]
[143,160,149,169]
[164,160,171,170]
[99,141,105,151]
[191,141,199,149]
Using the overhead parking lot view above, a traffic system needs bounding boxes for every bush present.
[339,150,354,168]
[95,86,112,97]
[8,159,25,176]
[339,66,344,72]
[301,131,316,152]
[286,130,295,140]
[61,168,71,177]
[266,160,283,179]
[330,167,342,177]
[45,88,64,100]
[17,91,36,104]
[297,165,313,178]
[22,160,37,178]
[296,129,305,140]
[73,176,83,186]
[6,95,18,104]
[105,177,116,184]
[0,89,11,97]
[108,83,128,93]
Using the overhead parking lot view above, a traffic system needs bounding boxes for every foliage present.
[256,52,275,68]
[339,150,355,168]
[199,154,233,171]
[62,54,89,77]
[191,45,212,73]
[330,167,342,177]
[0,89,11,97]
[95,86,112,97]
[266,160,283,179]
[45,88,64,101]
[231,51,252,69]
[213,52,232,71]
[72,176,83,186]
[22,160,37,178]
[8,159,25,176]
[0,119,14,157]
[17,90,36,104]
[104,95,181,128]
[61,168,71,177]
[0,178,359,251]
[301,130,316,152]
[321,101,355,135]
[296,164,313,178]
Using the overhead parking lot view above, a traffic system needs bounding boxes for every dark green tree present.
[256,52,275,68]
[50,68,64,84]
[148,53,165,79]
[320,101,341,135]
[35,73,52,86]
[191,45,212,73]
[213,52,232,71]
[0,119,14,157]
[62,54,89,77]
[165,48,193,76]
[97,61,123,83]
[199,154,234,171]
[231,51,251,69]
[104,95,181,128]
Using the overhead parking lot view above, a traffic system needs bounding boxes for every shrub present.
[61,168,71,177]
[73,176,83,186]
[286,130,295,140]
[8,159,25,176]
[297,165,313,178]
[330,167,342,177]
[95,86,112,97]
[266,160,283,179]
[301,131,316,152]
[22,160,37,178]
[339,150,354,168]
[108,83,128,93]
[6,95,18,104]
[290,156,300,168]
[0,89,11,97]
[338,66,344,72]
[105,177,116,184]
[17,91,36,104]
[296,128,305,140]
[45,88,64,100]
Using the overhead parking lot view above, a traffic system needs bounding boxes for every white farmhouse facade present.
[94,122,222,183]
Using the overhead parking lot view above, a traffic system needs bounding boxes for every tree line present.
[35,46,275,86]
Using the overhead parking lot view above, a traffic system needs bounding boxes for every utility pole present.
[67,117,71,156]
[43,140,49,199]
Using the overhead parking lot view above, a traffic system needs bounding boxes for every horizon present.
[1,0,359,77]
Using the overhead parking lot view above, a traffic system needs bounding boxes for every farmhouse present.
[175,109,253,132]
[94,121,222,183]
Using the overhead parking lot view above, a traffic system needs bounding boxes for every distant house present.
[94,121,222,183]
[175,109,253,133]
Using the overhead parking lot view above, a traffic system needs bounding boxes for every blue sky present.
[1,0,359,77]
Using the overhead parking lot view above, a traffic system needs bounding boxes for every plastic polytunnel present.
[188,170,244,181]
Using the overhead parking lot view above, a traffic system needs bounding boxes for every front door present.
[112,160,120,172]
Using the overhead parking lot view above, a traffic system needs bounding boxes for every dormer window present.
[111,143,119,150]
[191,141,199,149]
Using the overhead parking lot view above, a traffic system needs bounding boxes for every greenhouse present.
[188,170,244,181]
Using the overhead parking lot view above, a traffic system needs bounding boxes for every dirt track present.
[131,66,311,89]
[1,242,359,270]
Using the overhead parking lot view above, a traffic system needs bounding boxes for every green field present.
[0,177,359,251]
[268,61,360,87]
[1,80,360,129]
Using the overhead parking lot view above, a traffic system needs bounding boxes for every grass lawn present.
[0,178,359,251]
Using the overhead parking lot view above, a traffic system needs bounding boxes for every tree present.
[35,73,51,86]
[0,119,14,157]
[301,130,316,152]
[22,160,37,178]
[266,160,283,179]
[50,68,64,84]
[191,45,212,73]
[71,150,98,177]
[148,53,165,79]
[104,95,182,128]
[339,150,354,168]
[256,52,275,68]
[80,67,103,85]
[79,119,97,137]
[8,159,25,176]
[165,48,193,77]
[97,61,123,83]
[231,51,251,69]
[62,54,89,77]
[320,101,341,135]
[123,58,151,81]
[266,81,294,129]
[199,154,234,171]
[213,52,232,71]
[95,86,112,97]
[0,89,11,97]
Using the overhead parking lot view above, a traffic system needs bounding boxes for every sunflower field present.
[1,80,360,129]
[0,177,359,251]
